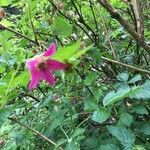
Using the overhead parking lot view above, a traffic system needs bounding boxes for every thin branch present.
[28,2,38,43]
[49,0,94,42]
[100,16,116,58]
[71,0,96,41]
[9,117,64,150]
[89,0,99,45]
[98,0,150,54]
[0,24,39,45]
[101,56,150,75]
[130,0,144,39]
[75,68,97,99]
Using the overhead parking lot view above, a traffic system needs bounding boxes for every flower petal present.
[43,42,56,57]
[28,69,42,90]
[42,71,55,86]
[26,59,42,90]
[47,59,67,71]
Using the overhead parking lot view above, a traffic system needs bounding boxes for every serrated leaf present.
[103,86,130,107]
[107,126,135,149]
[130,80,150,100]
[103,86,140,106]
[92,108,110,123]
[118,113,133,127]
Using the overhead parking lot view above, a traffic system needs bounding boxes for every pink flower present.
[26,43,66,90]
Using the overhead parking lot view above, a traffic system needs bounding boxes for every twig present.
[9,117,64,150]
[28,2,38,43]
[49,0,94,42]
[75,68,97,99]
[98,0,150,54]
[101,56,150,75]
[77,116,91,128]
[0,24,39,45]
[71,0,96,42]
[89,0,99,45]
[100,16,116,58]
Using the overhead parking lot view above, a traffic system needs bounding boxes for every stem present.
[28,2,38,43]
[89,0,99,45]
[75,68,97,100]
[101,56,150,75]
[49,0,94,42]
[9,117,64,150]
[77,116,90,128]
[98,0,150,54]
[0,24,39,45]
[71,0,96,42]
[59,125,70,141]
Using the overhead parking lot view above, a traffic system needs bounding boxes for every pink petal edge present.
[43,43,56,57]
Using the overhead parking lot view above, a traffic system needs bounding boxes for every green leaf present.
[0,0,10,6]
[117,72,129,82]
[133,121,150,135]
[53,17,73,37]
[118,113,133,127]
[133,145,146,150]
[103,86,131,107]
[52,42,80,62]
[71,128,85,139]
[103,85,140,106]
[69,44,93,66]
[0,106,14,128]
[99,144,120,150]
[84,72,98,85]
[107,126,135,149]
[131,105,148,115]
[84,99,99,111]
[128,74,142,84]
[38,94,53,109]
[92,108,110,123]
[0,19,14,27]
[65,141,80,150]
[130,80,150,100]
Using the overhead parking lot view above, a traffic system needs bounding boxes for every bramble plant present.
[0,0,150,150]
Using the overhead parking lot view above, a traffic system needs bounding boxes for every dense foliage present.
[0,0,150,149]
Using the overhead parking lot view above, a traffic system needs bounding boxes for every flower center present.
[37,61,48,71]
